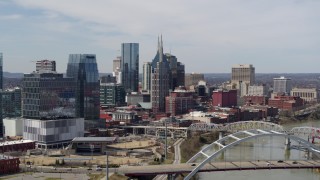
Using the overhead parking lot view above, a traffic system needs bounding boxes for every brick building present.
[165,87,194,116]
[0,155,20,174]
[0,140,35,153]
[212,89,237,107]
[243,95,268,105]
[268,96,304,111]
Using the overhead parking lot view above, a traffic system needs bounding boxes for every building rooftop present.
[72,137,117,143]
[0,140,34,147]
[0,154,18,160]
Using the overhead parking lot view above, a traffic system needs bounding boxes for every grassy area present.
[110,173,128,180]
[181,132,219,163]
[87,173,106,180]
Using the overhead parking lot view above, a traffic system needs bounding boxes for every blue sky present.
[1,0,320,73]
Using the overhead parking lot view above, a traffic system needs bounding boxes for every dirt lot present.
[109,139,156,149]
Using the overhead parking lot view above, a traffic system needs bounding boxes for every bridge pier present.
[219,131,224,140]
[285,137,291,150]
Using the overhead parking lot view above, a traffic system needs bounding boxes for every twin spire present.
[158,35,164,62]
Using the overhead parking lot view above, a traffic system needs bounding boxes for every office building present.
[142,62,152,91]
[22,72,77,119]
[66,54,100,120]
[291,88,318,103]
[248,84,268,96]
[36,60,56,72]
[100,83,126,108]
[100,75,116,84]
[231,64,255,96]
[273,76,292,95]
[185,73,205,88]
[0,53,3,139]
[121,43,139,92]
[165,86,194,116]
[212,89,237,107]
[151,36,170,113]
[166,53,185,90]
[113,56,121,84]
[2,87,21,118]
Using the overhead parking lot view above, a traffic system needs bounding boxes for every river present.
[200,119,320,180]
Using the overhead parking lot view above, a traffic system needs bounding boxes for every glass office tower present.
[0,53,3,139]
[66,54,100,120]
[121,43,139,92]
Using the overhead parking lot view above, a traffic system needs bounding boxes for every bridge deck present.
[121,160,320,176]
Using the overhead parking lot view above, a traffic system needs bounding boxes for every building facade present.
[165,87,194,116]
[2,87,21,118]
[100,83,126,108]
[291,88,318,103]
[66,54,100,120]
[151,37,170,113]
[231,64,255,96]
[212,89,237,107]
[121,43,139,92]
[248,84,268,96]
[112,56,121,84]
[36,60,56,72]
[22,72,76,119]
[0,53,3,139]
[0,155,20,174]
[166,53,185,90]
[273,76,292,95]
[185,73,205,88]
[142,62,152,92]
[23,118,84,148]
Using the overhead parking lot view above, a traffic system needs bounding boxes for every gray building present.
[151,36,170,113]
[2,87,21,118]
[36,60,56,72]
[166,53,185,90]
[0,53,3,139]
[273,76,292,95]
[66,54,100,120]
[100,83,126,108]
[121,43,139,92]
[22,72,76,119]
[142,62,152,92]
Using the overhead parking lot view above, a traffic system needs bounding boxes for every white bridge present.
[120,121,320,139]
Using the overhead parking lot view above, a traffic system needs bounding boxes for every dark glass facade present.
[22,73,76,119]
[121,43,139,92]
[100,83,126,108]
[0,53,3,139]
[66,54,100,120]
[2,88,21,118]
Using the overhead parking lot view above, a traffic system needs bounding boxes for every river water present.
[200,120,320,180]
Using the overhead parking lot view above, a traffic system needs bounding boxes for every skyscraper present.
[66,54,100,120]
[112,56,121,84]
[273,76,292,95]
[166,53,185,90]
[121,43,139,92]
[142,62,152,92]
[231,64,255,96]
[151,36,170,113]
[0,53,3,139]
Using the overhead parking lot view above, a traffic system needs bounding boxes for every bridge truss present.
[184,129,320,180]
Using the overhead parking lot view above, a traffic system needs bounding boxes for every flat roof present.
[0,140,34,147]
[72,137,116,143]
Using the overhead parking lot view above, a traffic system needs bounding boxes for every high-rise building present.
[165,86,194,116]
[22,72,77,119]
[142,62,152,92]
[0,53,3,139]
[231,64,255,95]
[166,53,185,90]
[2,87,21,118]
[36,60,56,72]
[121,43,139,92]
[66,54,100,120]
[112,56,121,84]
[100,83,126,108]
[185,73,205,88]
[273,76,292,95]
[151,36,170,113]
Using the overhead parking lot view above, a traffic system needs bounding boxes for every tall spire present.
[158,36,160,52]
[160,34,163,62]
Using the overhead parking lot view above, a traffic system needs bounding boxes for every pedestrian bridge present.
[120,129,320,180]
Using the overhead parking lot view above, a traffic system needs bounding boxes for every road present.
[120,160,320,176]
[153,138,184,180]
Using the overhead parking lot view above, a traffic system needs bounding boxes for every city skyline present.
[1,1,320,73]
